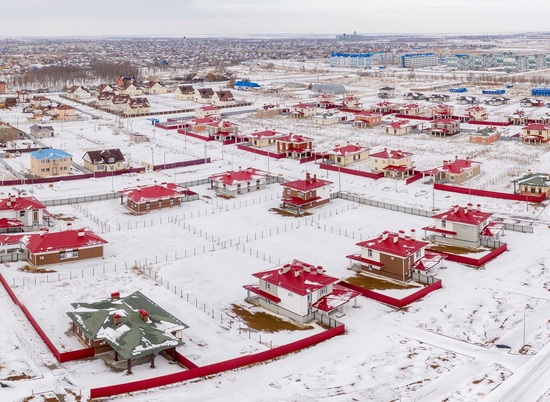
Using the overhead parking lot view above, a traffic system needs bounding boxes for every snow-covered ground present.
[1,67,550,401]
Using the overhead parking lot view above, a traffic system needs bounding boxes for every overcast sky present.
[3,0,550,37]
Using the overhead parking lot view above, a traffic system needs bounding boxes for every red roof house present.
[118,182,198,214]
[429,157,481,184]
[383,119,413,135]
[429,118,460,137]
[21,228,108,266]
[244,259,360,323]
[0,193,48,231]
[423,203,504,249]
[327,143,369,166]
[280,173,333,214]
[353,111,382,128]
[245,129,285,148]
[276,133,314,159]
[209,168,269,197]
[347,230,443,282]
[369,148,414,179]
[521,123,550,144]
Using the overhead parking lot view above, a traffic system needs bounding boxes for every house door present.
[33,210,39,227]
[52,167,58,175]
[307,294,312,314]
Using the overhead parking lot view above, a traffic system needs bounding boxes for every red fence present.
[177,129,213,142]
[338,279,442,308]
[428,243,507,268]
[153,157,211,171]
[0,273,95,362]
[468,120,512,126]
[394,114,433,121]
[434,183,546,203]
[90,324,345,398]
[405,172,424,185]
[236,145,286,159]
[319,163,384,180]
[175,351,199,369]
[155,123,180,130]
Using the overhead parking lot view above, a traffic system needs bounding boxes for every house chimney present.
[294,270,301,278]
[306,172,311,182]
[78,230,85,237]
[411,229,416,240]
[393,235,399,243]
[139,309,149,323]
[113,313,121,326]
[398,230,405,239]
[67,222,72,230]
[316,266,324,274]
[283,264,291,274]
[477,204,481,211]
[10,194,16,203]
[111,291,120,300]
[303,264,311,273]
[39,228,44,237]
[454,205,459,213]
[382,231,388,241]
[467,203,473,211]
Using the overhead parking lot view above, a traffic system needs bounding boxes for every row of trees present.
[3,61,141,89]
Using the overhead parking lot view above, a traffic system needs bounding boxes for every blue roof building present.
[30,148,72,160]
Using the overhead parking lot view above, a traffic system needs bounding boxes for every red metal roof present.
[0,218,23,229]
[369,148,412,159]
[345,254,384,268]
[523,123,549,131]
[431,204,492,225]
[281,196,322,207]
[437,159,481,174]
[421,225,457,235]
[119,183,195,203]
[209,168,267,185]
[312,284,361,312]
[243,284,281,303]
[276,133,314,143]
[0,195,47,211]
[329,144,369,156]
[247,130,282,139]
[252,260,338,296]
[355,231,429,258]
[282,173,332,192]
[21,228,108,254]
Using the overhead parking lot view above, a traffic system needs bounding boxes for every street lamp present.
[150,148,154,169]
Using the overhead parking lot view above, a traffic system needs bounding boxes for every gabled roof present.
[209,168,267,185]
[328,144,369,156]
[437,158,481,174]
[177,85,194,94]
[356,231,428,258]
[431,204,492,225]
[196,88,215,98]
[431,118,457,124]
[312,284,361,312]
[252,260,338,296]
[119,183,194,203]
[67,291,188,360]
[247,130,283,139]
[0,218,23,229]
[369,148,412,159]
[292,102,316,109]
[30,148,72,160]
[83,149,125,165]
[523,123,549,131]
[276,133,314,143]
[384,120,411,129]
[282,173,332,191]
[21,228,108,254]
[129,97,150,109]
[215,90,234,101]
[0,195,47,211]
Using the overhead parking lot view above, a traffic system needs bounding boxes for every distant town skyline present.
[3,0,550,37]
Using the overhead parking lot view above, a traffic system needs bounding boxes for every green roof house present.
[67,291,188,374]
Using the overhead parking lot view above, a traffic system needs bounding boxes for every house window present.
[60,249,79,260]
[264,282,271,290]
[320,287,327,295]
[367,249,373,258]
[449,174,455,181]
[169,198,174,206]
[416,251,421,259]
[441,220,446,228]
[145,202,150,210]
[19,211,25,218]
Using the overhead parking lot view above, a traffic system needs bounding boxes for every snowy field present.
[1,65,550,401]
